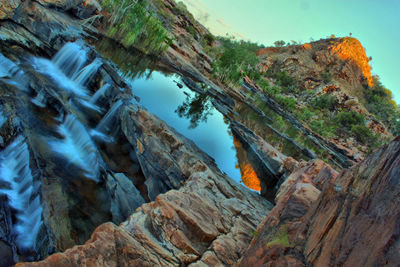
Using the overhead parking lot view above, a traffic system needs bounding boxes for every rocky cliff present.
[256,38,392,152]
[0,0,274,265]
[238,137,400,266]
[1,0,399,266]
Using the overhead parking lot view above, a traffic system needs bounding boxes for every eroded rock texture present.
[18,167,272,266]
[238,139,400,267]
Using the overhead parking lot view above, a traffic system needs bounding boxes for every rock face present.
[257,38,391,150]
[0,0,21,19]
[17,167,272,266]
[0,1,275,265]
[238,138,400,266]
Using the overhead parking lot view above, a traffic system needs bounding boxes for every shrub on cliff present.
[275,95,296,112]
[365,76,400,135]
[321,70,333,83]
[351,125,381,146]
[266,69,298,94]
[212,37,262,86]
[101,0,172,54]
[312,94,336,111]
[335,111,365,129]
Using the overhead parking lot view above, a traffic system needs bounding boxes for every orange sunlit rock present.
[240,163,261,191]
[233,137,261,191]
[301,43,312,50]
[257,47,279,56]
[330,37,373,87]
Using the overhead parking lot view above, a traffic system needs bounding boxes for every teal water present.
[126,71,242,184]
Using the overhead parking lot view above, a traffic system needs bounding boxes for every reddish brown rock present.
[0,0,21,19]
[238,139,400,267]
[18,168,272,266]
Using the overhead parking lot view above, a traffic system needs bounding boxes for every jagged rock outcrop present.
[238,138,400,266]
[257,38,391,149]
[230,120,297,201]
[18,165,272,266]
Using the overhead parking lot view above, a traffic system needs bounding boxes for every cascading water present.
[72,58,103,87]
[0,109,7,128]
[0,53,29,90]
[31,90,47,108]
[0,136,43,251]
[32,56,90,98]
[95,100,123,134]
[73,98,103,113]
[51,41,88,78]
[32,41,103,100]
[90,83,110,104]
[0,53,19,78]
[50,114,101,181]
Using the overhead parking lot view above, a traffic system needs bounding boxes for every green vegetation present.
[365,76,400,135]
[295,106,382,147]
[212,36,262,86]
[274,40,286,47]
[321,70,333,83]
[336,111,365,129]
[275,94,296,112]
[175,93,213,129]
[351,125,380,146]
[266,70,297,94]
[185,24,197,37]
[101,0,172,54]
[266,226,291,248]
[210,36,392,149]
[202,33,215,46]
[311,94,337,111]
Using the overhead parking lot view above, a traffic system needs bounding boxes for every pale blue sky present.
[180,0,400,104]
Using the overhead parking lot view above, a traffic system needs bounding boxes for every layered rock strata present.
[238,138,400,266]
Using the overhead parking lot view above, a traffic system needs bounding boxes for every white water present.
[73,98,103,113]
[0,53,18,78]
[32,41,103,100]
[95,100,123,133]
[33,57,91,98]
[90,129,115,143]
[0,136,43,250]
[90,83,110,104]
[52,41,88,78]
[31,90,47,108]
[72,58,103,87]
[50,115,100,181]
[0,109,7,128]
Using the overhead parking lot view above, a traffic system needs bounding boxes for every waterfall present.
[73,98,103,113]
[52,41,88,78]
[72,58,103,87]
[32,41,103,100]
[95,100,123,134]
[90,83,110,104]
[0,109,7,128]
[0,53,19,78]
[50,114,100,181]
[32,57,91,98]
[0,136,43,251]
[31,90,47,108]
[90,129,115,143]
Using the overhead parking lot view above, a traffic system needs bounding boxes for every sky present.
[179,0,400,104]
